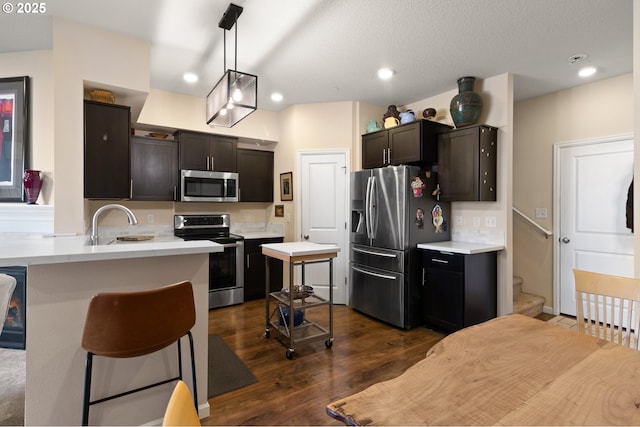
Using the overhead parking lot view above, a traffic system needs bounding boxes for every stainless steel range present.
[174,214,244,309]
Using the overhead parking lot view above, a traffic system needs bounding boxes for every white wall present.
[51,18,151,233]
[0,50,54,204]
[514,73,633,306]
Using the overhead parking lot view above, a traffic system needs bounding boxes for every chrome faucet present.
[90,204,138,245]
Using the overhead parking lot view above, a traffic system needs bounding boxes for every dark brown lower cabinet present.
[244,237,284,301]
[422,249,497,333]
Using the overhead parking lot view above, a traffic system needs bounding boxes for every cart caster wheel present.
[264,329,270,338]
[325,339,333,349]
[286,350,294,360]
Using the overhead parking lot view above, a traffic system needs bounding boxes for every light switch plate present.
[535,208,548,219]
[485,216,497,228]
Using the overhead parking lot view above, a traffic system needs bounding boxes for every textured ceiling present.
[0,0,633,112]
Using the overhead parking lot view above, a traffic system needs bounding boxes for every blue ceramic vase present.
[449,76,482,128]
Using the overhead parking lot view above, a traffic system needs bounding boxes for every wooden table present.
[326,314,640,426]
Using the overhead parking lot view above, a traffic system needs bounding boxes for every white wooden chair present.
[0,273,17,333]
[573,269,640,349]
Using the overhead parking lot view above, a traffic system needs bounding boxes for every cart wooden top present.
[261,242,340,263]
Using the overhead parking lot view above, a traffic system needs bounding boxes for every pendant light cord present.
[222,11,240,72]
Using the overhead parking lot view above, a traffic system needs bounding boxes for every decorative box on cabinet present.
[130,136,178,201]
[175,130,237,172]
[84,101,131,199]
[244,237,284,301]
[237,149,274,202]
[437,125,497,201]
[422,249,497,333]
[362,120,452,169]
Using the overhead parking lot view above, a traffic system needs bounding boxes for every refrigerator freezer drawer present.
[350,262,405,328]
[350,244,404,273]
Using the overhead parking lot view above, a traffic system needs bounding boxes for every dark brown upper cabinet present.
[130,136,178,201]
[84,100,130,199]
[176,130,237,172]
[437,125,498,201]
[362,120,452,169]
[236,148,274,202]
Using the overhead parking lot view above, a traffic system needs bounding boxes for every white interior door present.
[557,136,634,316]
[298,151,348,304]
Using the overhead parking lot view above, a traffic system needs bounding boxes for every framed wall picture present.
[275,205,284,217]
[0,76,30,202]
[280,172,292,201]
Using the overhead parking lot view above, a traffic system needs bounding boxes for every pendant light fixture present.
[206,3,258,127]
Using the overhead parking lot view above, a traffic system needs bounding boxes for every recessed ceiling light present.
[271,92,283,102]
[578,66,597,78]
[377,68,395,80]
[183,72,198,83]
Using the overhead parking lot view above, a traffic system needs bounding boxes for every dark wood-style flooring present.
[202,299,445,426]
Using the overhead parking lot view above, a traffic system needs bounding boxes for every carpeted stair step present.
[514,291,545,317]
[513,276,523,297]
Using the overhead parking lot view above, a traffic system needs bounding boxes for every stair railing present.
[512,207,553,239]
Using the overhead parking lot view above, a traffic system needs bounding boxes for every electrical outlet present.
[535,208,548,219]
[485,216,496,228]
[473,216,480,227]
[147,213,155,224]
[455,215,463,226]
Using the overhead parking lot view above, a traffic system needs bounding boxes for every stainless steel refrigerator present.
[350,165,450,329]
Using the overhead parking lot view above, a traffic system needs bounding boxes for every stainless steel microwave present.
[180,170,239,202]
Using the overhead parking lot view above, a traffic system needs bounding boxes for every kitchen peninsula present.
[0,233,220,426]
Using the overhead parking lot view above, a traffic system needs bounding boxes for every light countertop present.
[262,241,341,258]
[0,233,222,267]
[417,241,505,254]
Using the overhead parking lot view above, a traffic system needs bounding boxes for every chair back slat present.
[81,281,196,358]
[573,269,640,350]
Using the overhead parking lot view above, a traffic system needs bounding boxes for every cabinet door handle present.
[246,254,250,268]
[129,179,133,198]
[382,148,386,165]
[210,156,214,171]
[431,258,449,264]
[173,185,177,201]
[206,156,210,170]
[387,147,391,164]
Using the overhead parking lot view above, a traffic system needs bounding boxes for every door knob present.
[303,234,309,240]
[561,237,570,243]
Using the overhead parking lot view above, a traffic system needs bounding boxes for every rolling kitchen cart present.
[262,242,340,359]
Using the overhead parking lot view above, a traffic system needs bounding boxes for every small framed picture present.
[275,205,284,217]
[280,172,293,201]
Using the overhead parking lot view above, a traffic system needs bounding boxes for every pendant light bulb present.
[220,108,227,116]
[232,88,243,102]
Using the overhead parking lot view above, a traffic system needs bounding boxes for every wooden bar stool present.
[81,280,198,426]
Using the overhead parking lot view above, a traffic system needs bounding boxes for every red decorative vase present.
[23,169,42,204]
